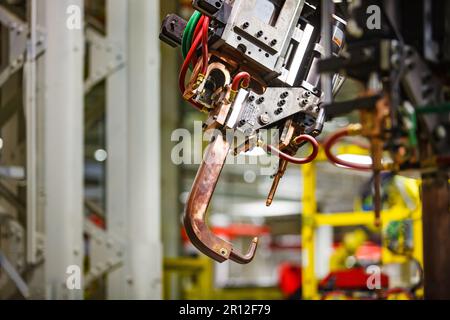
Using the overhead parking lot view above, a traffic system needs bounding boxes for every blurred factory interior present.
[0,0,449,300]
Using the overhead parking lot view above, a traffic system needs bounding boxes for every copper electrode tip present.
[374,217,381,228]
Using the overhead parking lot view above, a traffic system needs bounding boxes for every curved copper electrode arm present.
[184,133,259,264]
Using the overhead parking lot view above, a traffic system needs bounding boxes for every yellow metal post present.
[197,257,214,299]
[412,201,424,298]
[301,163,318,299]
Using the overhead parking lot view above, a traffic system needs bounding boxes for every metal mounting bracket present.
[84,27,126,93]
[84,219,124,286]
[0,5,28,88]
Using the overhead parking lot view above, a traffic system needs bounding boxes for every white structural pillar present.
[125,0,162,299]
[43,0,84,299]
[106,0,129,299]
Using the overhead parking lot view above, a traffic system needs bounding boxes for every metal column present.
[422,172,450,299]
[160,0,182,299]
[43,0,84,300]
[105,0,129,299]
[101,0,162,299]
[160,0,181,265]
[124,0,162,299]
[301,163,318,299]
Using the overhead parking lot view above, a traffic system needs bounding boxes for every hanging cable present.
[179,15,210,110]
[260,135,319,165]
[191,16,205,66]
[201,16,210,75]
[179,30,203,94]
[182,11,202,60]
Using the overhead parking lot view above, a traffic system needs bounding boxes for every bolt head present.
[280,92,289,99]
[435,125,447,140]
[275,108,283,115]
[259,113,270,124]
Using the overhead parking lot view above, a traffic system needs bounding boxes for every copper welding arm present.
[266,159,288,207]
[184,133,258,264]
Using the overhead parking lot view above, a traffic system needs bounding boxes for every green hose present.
[409,111,418,147]
[182,11,202,60]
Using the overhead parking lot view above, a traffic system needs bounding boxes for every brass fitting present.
[382,162,395,171]
[347,123,363,136]
[257,140,265,148]
[193,73,205,90]
[229,89,238,102]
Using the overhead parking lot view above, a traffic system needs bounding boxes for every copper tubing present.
[324,125,385,226]
[262,134,319,165]
[323,125,372,171]
[264,136,318,206]
[266,159,288,207]
[373,170,382,227]
[184,134,258,264]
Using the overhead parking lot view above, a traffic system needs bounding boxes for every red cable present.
[232,72,251,91]
[323,128,372,171]
[178,16,210,110]
[264,135,319,165]
[193,16,205,45]
[179,30,203,94]
[192,16,205,65]
[201,16,210,74]
[178,31,204,110]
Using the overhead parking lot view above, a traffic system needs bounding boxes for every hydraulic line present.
[260,135,319,165]
[323,125,372,171]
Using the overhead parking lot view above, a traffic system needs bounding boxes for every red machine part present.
[279,263,303,297]
[320,267,389,291]
[279,261,389,298]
